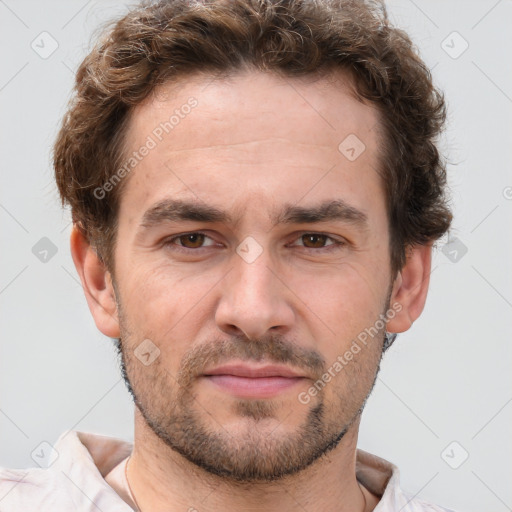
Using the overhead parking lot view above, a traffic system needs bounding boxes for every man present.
[0,0,457,510]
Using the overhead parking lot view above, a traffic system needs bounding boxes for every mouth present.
[202,363,307,399]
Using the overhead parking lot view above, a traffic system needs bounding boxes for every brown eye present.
[177,233,205,248]
[301,233,330,248]
[289,232,345,252]
[164,232,218,253]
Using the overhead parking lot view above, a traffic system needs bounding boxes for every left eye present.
[289,233,343,250]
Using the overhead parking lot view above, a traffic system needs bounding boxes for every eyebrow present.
[139,198,368,231]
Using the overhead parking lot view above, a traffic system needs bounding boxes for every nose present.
[215,246,295,341]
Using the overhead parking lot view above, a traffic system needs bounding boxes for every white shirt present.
[0,430,458,511]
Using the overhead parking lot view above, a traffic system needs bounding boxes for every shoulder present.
[355,448,461,512]
[0,429,133,511]
[0,465,74,510]
[397,493,460,512]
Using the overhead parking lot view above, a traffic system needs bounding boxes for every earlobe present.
[386,244,432,334]
[70,226,120,338]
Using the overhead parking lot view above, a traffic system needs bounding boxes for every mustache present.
[176,333,326,386]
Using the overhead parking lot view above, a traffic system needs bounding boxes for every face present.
[112,69,395,482]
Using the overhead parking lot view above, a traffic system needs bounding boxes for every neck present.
[126,409,377,512]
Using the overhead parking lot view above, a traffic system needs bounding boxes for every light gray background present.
[1,1,511,511]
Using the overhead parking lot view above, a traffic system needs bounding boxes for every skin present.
[71,69,432,512]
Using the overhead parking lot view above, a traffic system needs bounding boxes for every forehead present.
[127,69,380,151]
[119,69,384,228]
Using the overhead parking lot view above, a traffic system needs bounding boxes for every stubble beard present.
[113,295,389,483]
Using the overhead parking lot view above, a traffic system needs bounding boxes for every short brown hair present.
[53,0,452,276]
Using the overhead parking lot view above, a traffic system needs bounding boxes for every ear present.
[386,243,432,334]
[70,226,120,338]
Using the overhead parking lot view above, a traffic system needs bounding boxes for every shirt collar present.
[53,429,410,511]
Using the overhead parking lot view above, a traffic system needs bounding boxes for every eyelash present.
[163,231,346,254]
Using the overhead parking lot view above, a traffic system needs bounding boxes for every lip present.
[202,364,307,399]
[203,364,305,379]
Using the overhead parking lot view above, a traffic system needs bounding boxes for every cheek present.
[283,260,388,370]
[290,259,387,324]
[118,261,220,350]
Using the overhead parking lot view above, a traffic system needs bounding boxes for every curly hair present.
[53,0,452,276]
